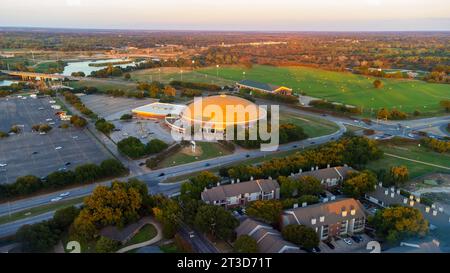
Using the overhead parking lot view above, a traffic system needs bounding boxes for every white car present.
[72,136,78,139]
[50,197,63,202]
[0,163,7,167]
[49,122,55,125]
[46,118,53,122]
[39,132,46,135]
[59,192,70,197]
[343,238,353,245]
[55,146,62,150]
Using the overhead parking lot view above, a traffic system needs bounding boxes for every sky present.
[1,0,449,31]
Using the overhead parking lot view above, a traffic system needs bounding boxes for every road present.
[178,224,219,253]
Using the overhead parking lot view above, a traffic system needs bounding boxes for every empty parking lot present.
[81,94,156,121]
[0,95,111,183]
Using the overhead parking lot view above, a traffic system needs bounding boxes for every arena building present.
[132,102,186,119]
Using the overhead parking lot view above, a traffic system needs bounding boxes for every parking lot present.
[0,95,110,183]
[110,119,175,144]
[81,94,156,121]
[319,234,374,253]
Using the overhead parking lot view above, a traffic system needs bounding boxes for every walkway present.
[116,218,163,253]
[384,153,450,170]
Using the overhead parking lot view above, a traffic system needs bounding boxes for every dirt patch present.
[179,144,203,157]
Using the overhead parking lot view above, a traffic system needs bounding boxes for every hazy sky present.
[1,0,449,31]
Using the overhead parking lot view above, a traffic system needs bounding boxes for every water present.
[60,58,142,77]
[0,80,19,87]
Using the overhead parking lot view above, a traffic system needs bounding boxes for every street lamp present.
[243,71,246,79]
[216,65,220,77]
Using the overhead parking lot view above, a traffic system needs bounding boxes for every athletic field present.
[196,65,450,115]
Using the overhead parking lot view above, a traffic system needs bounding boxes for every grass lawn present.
[196,65,450,116]
[344,124,366,132]
[0,196,85,225]
[157,142,232,168]
[366,142,450,178]
[130,67,235,86]
[159,243,182,253]
[280,113,339,138]
[68,79,138,92]
[34,61,65,73]
[123,224,157,247]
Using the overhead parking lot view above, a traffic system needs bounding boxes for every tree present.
[120,113,133,120]
[297,176,324,196]
[16,221,61,252]
[13,175,42,195]
[53,206,80,230]
[123,73,131,80]
[369,206,428,243]
[194,204,239,240]
[95,118,115,135]
[440,100,450,112]
[75,163,103,183]
[282,224,319,249]
[180,171,220,200]
[72,181,143,240]
[164,85,176,97]
[390,166,409,185]
[343,170,377,198]
[233,235,258,253]
[377,108,390,120]
[95,236,120,253]
[70,115,87,128]
[100,159,128,177]
[246,200,283,225]
[153,196,182,239]
[373,79,384,89]
[117,136,147,159]
[342,136,383,168]
[145,139,168,154]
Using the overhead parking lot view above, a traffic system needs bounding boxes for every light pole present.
[243,71,246,79]
[158,68,161,82]
[180,69,183,81]
[216,64,219,77]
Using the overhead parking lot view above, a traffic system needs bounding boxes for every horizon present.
[1,0,450,31]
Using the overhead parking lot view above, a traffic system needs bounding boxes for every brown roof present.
[294,166,355,182]
[201,179,279,203]
[235,218,300,253]
[284,198,366,227]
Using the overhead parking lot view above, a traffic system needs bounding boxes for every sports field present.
[130,67,234,86]
[195,65,450,115]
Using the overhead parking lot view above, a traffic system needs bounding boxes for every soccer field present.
[196,65,450,116]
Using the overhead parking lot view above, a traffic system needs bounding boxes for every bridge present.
[0,70,68,81]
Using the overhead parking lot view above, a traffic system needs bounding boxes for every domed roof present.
[181,95,266,130]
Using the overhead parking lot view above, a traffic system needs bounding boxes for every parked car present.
[65,162,71,166]
[139,162,146,166]
[55,146,62,150]
[32,151,39,155]
[158,173,165,177]
[205,163,210,167]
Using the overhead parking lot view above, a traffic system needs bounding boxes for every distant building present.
[201,179,280,208]
[292,165,355,188]
[132,102,186,119]
[237,79,293,96]
[282,198,366,241]
[235,218,301,253]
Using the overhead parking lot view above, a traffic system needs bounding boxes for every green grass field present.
[280,113,339,138]
[130,67,235,86]
[123,224,157,247]
[366,142,450,178]
[157,142,232,168]
[195,65,449,116]
[68,79,138,92]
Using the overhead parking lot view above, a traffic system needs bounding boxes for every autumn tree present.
[440,100,450,112]
[233,235,259,253]
[71,181,143,241]
[377,108,390,120]
[164,85,177,97]
[70,115,88,128]
[373,79,384,89]
[390,166,409,185]
[369,206,428,243]
[343,170,377,198]
[153,195,182,239]
[246,200,283,225]
[95,236,120,253]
